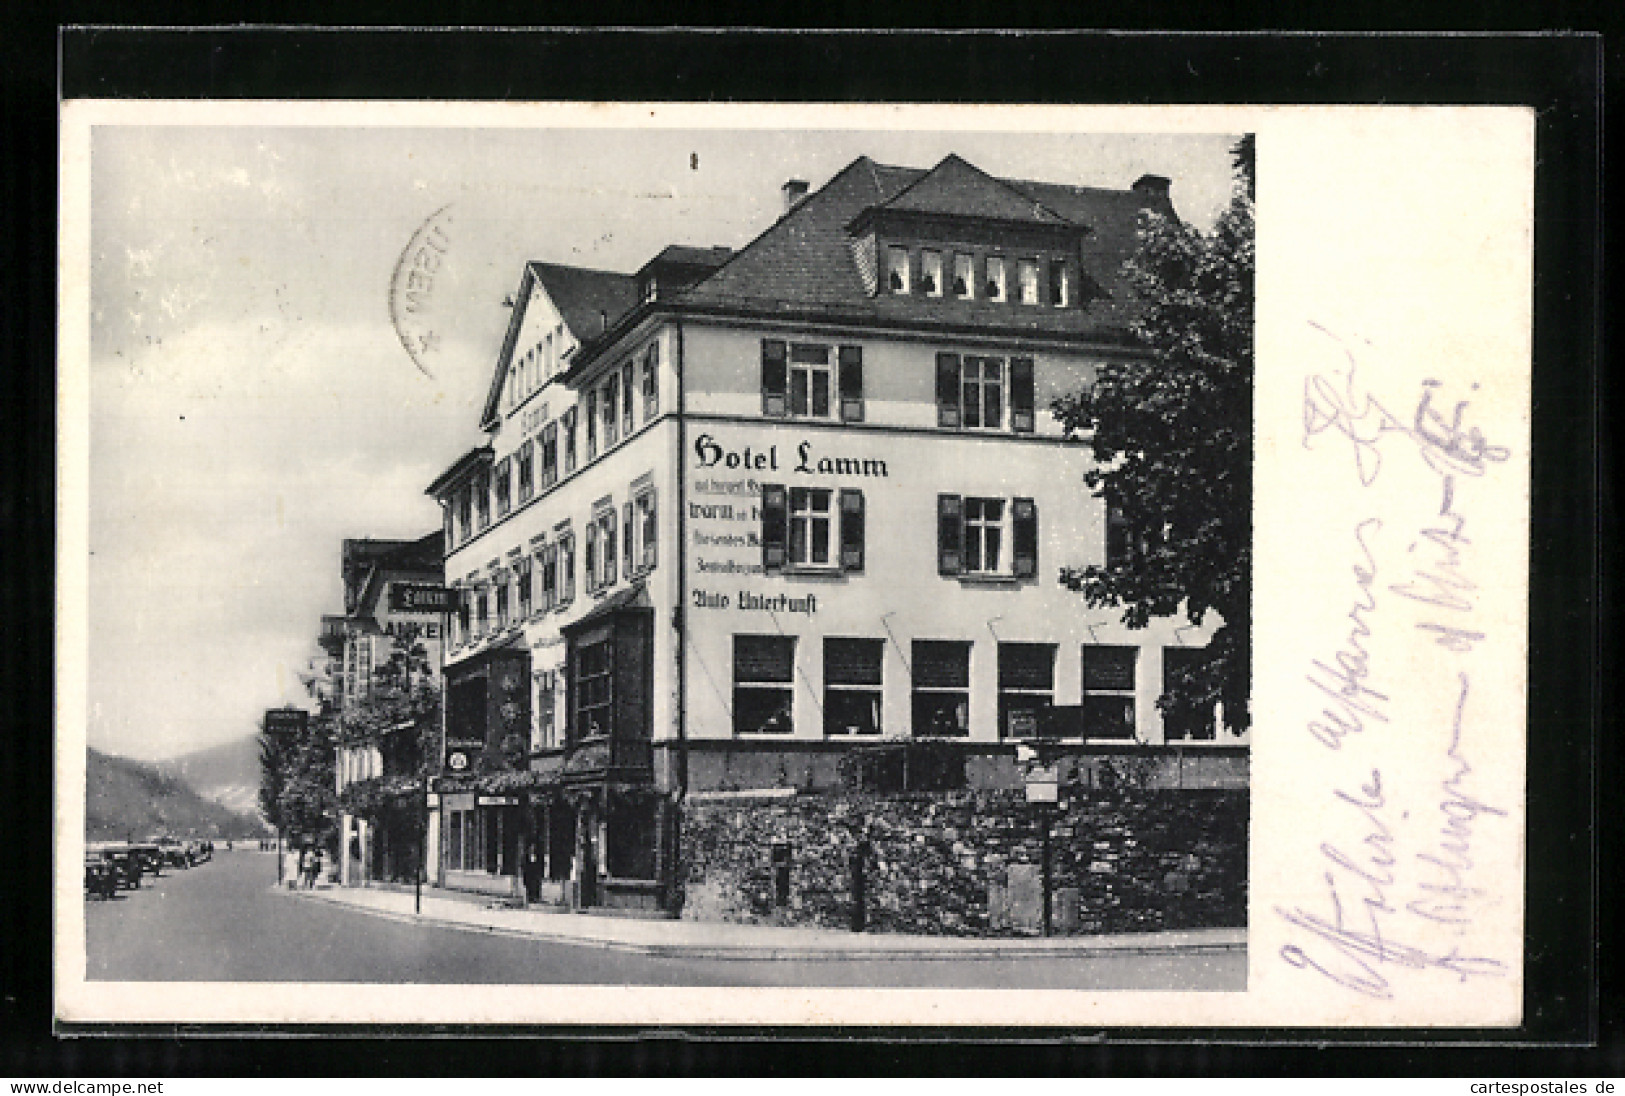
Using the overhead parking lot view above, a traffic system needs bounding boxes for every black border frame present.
[2,26,1604,1075]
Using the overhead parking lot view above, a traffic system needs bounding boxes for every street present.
[84,849,1244,989]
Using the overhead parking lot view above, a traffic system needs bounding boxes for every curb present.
[288,887,1246,963]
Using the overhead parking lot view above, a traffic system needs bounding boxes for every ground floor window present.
[998,642,1055,738]
[443,807,481,873]
[1162,646,1218,740]
[606,799,658,880]
[1083,644,1138,739]
[547,803,575,881]
[573,636,614,740]
[911,639,970,737]
[734,634,795,734]
[824,637,883,736]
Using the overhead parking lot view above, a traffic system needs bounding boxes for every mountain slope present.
[86,747,271,842]
[155,734,266,821]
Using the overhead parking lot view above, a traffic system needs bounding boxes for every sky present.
[85,122,1236,761]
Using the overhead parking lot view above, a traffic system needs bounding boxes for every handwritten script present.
[1280,323,1511,1000]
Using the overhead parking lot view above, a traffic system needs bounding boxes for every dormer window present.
[953,253,974,299]
[1017,260,1040,304]
[920,250,943,297]
[1049,260,1070,307]
[985,257,1007,302]
[886,246,910,294]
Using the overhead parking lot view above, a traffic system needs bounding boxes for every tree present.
[1052,136,1254,735]
[258,710,338,845]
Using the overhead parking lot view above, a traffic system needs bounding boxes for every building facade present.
[321,533,445,887]
[425,154,1247,914]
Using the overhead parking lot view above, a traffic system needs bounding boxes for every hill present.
[156,734,266,819]
[86,747,271,842]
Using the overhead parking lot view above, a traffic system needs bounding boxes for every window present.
[886,246,910,293]
[912,640,970,737]
[936,353,1034,432]
[920,249,943,296]
[456,488,472,542]
[642,342,659,418]
[1017,259,1040,304]
[1049,259,1070,307]
[622,501,634,580]
[761,484,864,573]
[602,373,619,448]
[533,670,557,750]
[734,635,795,734]
[1083,645,1138,739]
[516,441,534,503]
[584,523,599,594]
[938,494,1037,577]
[953,253,974,298]
[573,636,614,740]
[1162,646,1216,741]
[636,489,657,572]
[824,638,883,736]
[443,501,456,550]
[494,458,512,519]
[562,408,578,474]
[964,497,1005,573]
[984,256,1007,301]
[475,470,491,530]
[998,642,1055,738]
[622,362,635,436]
[557,527,575,606]
[585,390,598,460]
[538,541,556,611]
[541,422,559,488]
[495,574,510,628]
[517,556,533,618]
[475,586,489,636]
[455,586,471,645]
[588,505,617,591]
[789,344,833,418]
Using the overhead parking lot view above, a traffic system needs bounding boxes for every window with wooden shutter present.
[839,489,865,571]
[937,494,964,574]
[838,346,864,422]
[600,509,617,588]
[936,353,962,427]
[1010,357,1035,433]
[761,340,788,417]
[623,501,634,580]
[584,522,599,594]
[761,483,788,571]
[1012,497,1038,577]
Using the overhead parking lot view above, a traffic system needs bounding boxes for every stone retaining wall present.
[678,787,1246,936]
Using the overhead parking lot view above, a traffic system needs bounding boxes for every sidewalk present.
[281,881,1246,961]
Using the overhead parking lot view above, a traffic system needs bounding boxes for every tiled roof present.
[679,154,1176,338]
[528,262,639,343]
[646,245,733,269]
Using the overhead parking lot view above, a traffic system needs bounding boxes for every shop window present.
[622,361,635,437]
[516,441,534,504]
[563,407,578,474]
[547,804,574,881]
[824,637,883,736]
[886,246,910,293]
[1162,646,1217,741]
[999,643,1055,738]
[911,640,970,737]
[984,256,1007,301]
[789,344,833,419]
[607,799,658,880]
[920,249,943,296]
[642,342,659,419]
[494,458,512,519]
[938,494,1037,577]
[1083,644,1138,739]
[762,485,863,572]
[1017,259,1040,304]
[734,634,795,734]
[541,422,559,488]
[602,373,620,448]
[573,635,614,741]
[953,253,974,298]
[1049,259,1070,307]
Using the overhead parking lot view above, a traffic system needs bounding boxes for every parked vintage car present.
[87,842,142,889]
[130,842,164,876]
[187,839,213,865]
[84,853,119,899]
[149,836,190,869]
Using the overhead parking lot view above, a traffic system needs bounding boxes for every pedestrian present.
[299,846,313,889]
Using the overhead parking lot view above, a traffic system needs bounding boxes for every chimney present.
[1131,174,1171,201]
[782,179,809,214]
